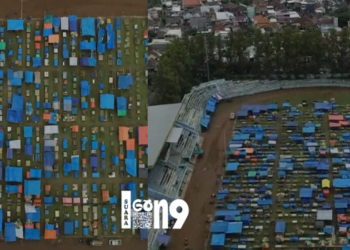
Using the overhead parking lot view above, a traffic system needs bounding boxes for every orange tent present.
[329,115,344,121]
[44,230,57,239]
[119,127,129,141]
[138,126,148,145]
[26,171,30,179]
[48,34,59,43]
[91,102,95,109]
[330,123,341,128]
[43,113,51,120]
[72,125,79,132]
[143,30,148,39]
[102,190,109,202]
[18,184,23,193]
[34,36,42,42]
[126,139,135,151]
[35,43,41,50]
[44,23,53,29]
[45,185,51,192]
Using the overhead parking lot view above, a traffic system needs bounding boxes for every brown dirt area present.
[0,237,146,250]
[0,0,146,18]
[168,87,349,250]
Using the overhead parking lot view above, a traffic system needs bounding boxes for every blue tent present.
[24,229,40,240]
[81,18,95,36]
[7,94,23,123]
[64,221,74,235]
[226,222,242,234]
[100,94,114,110]
[275,221,286,233]
[24,126,33,138]
[226,162,238,172]
[210,234,225,247]
[80,81,90,96]
[125,158,137,177]
[7,20,24,31]
[5,167,23,182]
[26,207,41,222]
[117,75,133,89]
[24,180,41,195]
[5,223,16,242]
[29,169,42,179]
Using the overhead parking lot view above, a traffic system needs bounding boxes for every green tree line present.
[150,27,350,105]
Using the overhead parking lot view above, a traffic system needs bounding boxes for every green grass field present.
[0,17,147,239]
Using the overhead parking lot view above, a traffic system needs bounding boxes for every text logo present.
[121,191,131,229]
[132,199,189,229]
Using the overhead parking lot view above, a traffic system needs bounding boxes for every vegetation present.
[151,27,350,105]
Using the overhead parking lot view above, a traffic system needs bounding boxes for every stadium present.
[148,79,350,249]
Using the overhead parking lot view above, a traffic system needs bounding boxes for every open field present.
[0,15,148,249]
[169,88,350,249]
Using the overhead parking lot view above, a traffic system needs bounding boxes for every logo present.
[121,192,189,229]
[121,191,190,229]
[121,191,131,229]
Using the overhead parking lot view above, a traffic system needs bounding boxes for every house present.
[183,0,202,9]
[253,15,271,29]
[148,49,163,71]
[189,17,209,30]
[215,11,234,22]
[318,17,339,34]
[164,29,183,40]
[222,3,239,13]
[200,5,221,14]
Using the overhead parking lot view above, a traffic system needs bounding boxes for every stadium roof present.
[148,103,182,166]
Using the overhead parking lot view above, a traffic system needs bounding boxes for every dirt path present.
[168,87,350,250]
[0,0,146,18]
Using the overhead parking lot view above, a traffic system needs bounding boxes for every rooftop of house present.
[183,0,202,8]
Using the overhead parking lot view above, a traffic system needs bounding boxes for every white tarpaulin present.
[15,226,23,239]
[69,57,78,66]
[24,204,37,213]
[44,140,57,147]
[61,17,69,30]
[44,125,59,135]
[9,140,21,149]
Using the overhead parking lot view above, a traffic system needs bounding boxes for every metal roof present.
[148,103,182,166]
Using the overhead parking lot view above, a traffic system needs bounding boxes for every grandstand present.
[148,79,241,250]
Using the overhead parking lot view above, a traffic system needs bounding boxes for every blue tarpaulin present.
[275,221,286,233]
[118,75,133,89]
[26,207,41,222]
[29,169,42,179]
[334,179,350,188]
[24,126,33,138]
[64,221,74,235]
[25,228,40,240]
[112,156,119,166]
[80,41,96,51]
[69,16,78,32]
[81,18,95,36]
[116,97,127,111]
[80,81,90,96]
[5,223,16,242]
[210,234,225,247]
[25,145,32,156]
[125,158,137,177]
[5,166,23,182]
[100,94,115,109]
[24,180,41,195]
[6,185,18,193]
[300,188,313,198]
[71,156,80,171]
[106,23,115,50]
[7,94,23,123]
[226,162,239,172]
[25,71,34,83]
[7,20,24,31]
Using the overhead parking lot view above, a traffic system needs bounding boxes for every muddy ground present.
[0,0,146,18]
[168,88,348,250]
